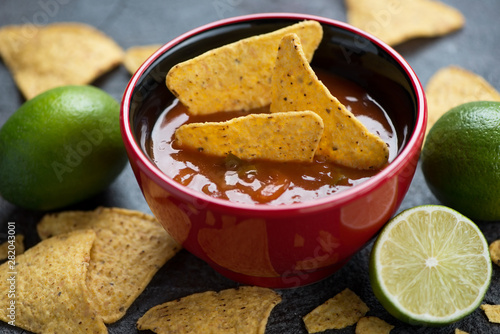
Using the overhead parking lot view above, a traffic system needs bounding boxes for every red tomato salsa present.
[148,70,398,205]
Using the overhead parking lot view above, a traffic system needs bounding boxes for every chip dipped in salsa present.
[148,69,398,205]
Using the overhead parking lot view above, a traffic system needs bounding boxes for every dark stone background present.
[0,0,499,333]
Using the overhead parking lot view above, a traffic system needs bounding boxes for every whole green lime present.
[0,85,127,210]
[421,101,500,221]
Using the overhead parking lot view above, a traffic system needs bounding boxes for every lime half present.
[369,205,491,326]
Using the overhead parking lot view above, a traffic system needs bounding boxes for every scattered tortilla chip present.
[481,304,500,323]
[137,286,281,334]
[425,66,500,137]
[303,288,369,333]
[175,111,324,162]
[489,239,500,267]
[0,22,123,99]
[346,0,465,46]
[270,33,389,170]
[355,316,394,334]
[37,207,181,324]
[0,234,24,261]
[0,229,107,333]
[166,20,323,115]
[124,44,162,74]
[455,329,469,334]
[0,25,40,69]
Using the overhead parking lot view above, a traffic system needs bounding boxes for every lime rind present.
[370,205,492,326]
[422,101,500,221]
[0,85,127,210]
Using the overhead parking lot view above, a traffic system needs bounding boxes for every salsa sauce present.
[149,69,398,205]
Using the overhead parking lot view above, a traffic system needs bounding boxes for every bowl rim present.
[121,12,427,214]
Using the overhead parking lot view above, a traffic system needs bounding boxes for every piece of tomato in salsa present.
[149,69,398,205]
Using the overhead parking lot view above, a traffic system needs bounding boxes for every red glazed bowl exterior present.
[120,13,427,288]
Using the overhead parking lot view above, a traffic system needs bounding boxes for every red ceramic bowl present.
[121,13,426,288]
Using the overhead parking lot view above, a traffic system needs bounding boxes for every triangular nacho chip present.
[175,111,324,162]
[356,316,394,334]
[123,44,162,74]
[455,329,469,334]
[489,239,500,267]
[0,25,40,69]
[425,65,500,137]
[0,229,107,333]
[166,20,323,115]
[481,304,500,323]
[137,286,281,334]
[303,288,369,333]
[37,207,181,324]
[270,33,389,170]
[0,22,123,99]
[346,0,464,46]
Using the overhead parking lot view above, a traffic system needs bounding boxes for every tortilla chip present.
[481,304,500,323]
[0,234,24,261]
[355,316,394,334]
[0,25,41,69]
[175,111,324,162]
[346,0,464,46]
[455,329,469,334]
[0,22,123,99]
[489,239,500,267]
[37,207,181,324]
[425,66,500,137]
[137,286,281,333]
[124,44,162,74]
[270,33,388,170]
[0,229,107,333]
[303,288,369,333]
[166,20,323,115]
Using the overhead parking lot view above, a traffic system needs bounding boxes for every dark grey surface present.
[1,0,500,333]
